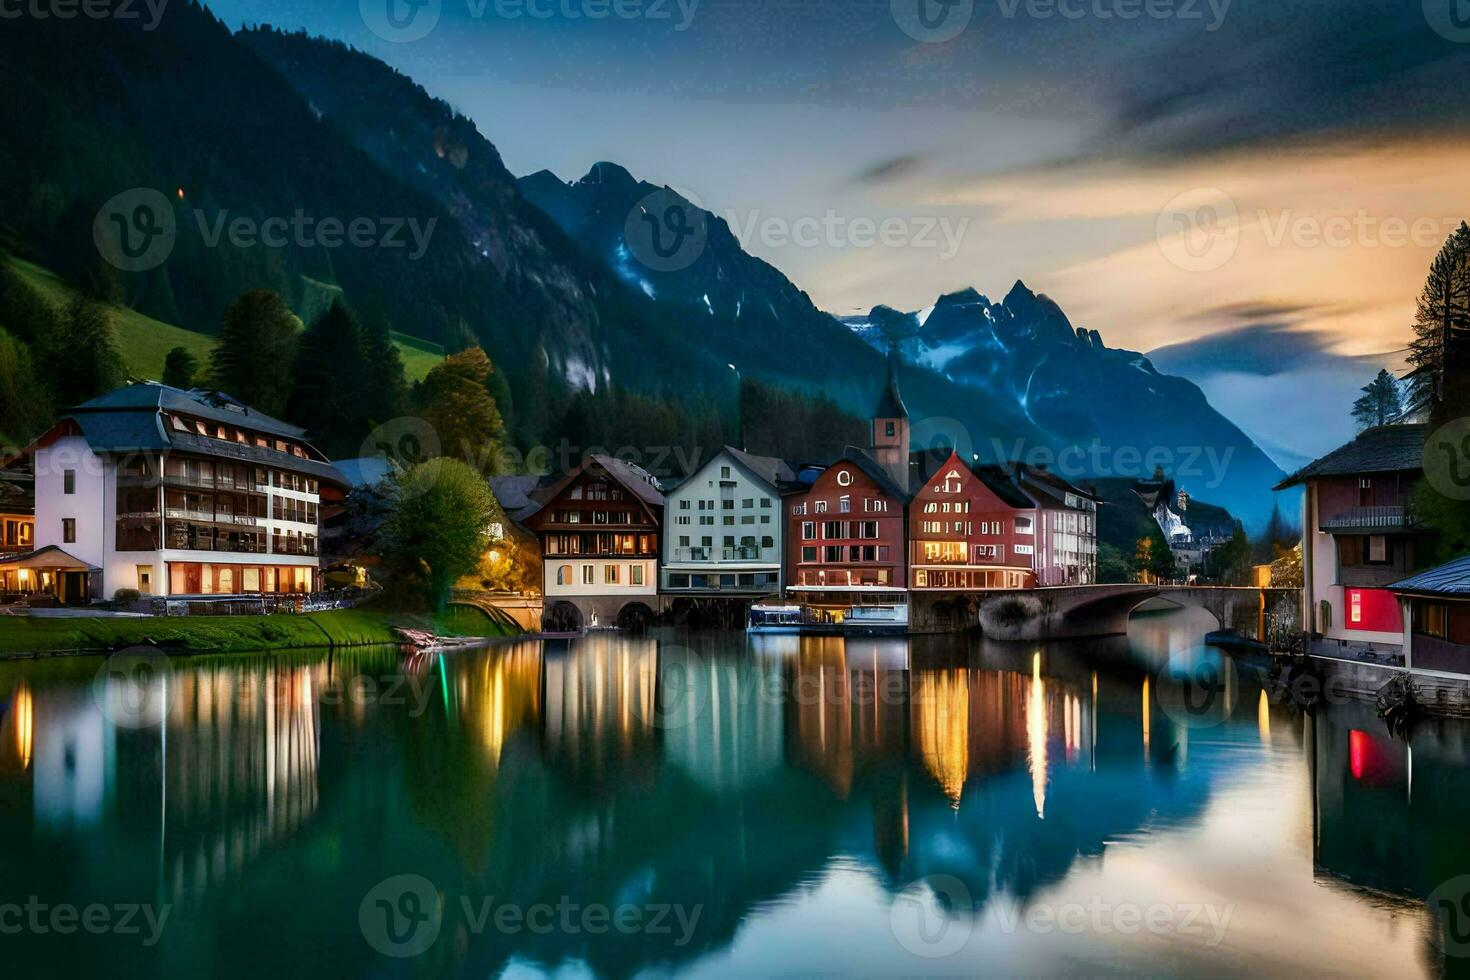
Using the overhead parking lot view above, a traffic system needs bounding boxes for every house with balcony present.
[907,449,1037,591]
[1276,423,1432,661]
[521,454,664,630]
[661,447,792,597]
[0,382,345,604]
[1013,466,1099,586]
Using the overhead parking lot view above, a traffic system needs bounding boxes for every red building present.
[1276,423,1432,658]
[908,450,1037,591]
[783,450,909,625]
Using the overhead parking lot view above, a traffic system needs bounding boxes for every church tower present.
[871,346,910,491]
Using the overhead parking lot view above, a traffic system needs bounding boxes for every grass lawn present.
[6,257,444,383]
[0,605,520,657]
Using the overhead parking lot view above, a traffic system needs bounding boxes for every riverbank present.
[0,607,521,658]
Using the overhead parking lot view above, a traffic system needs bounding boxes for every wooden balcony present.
[1320,505,1418,532]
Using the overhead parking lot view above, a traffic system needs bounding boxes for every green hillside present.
[4,257,443,383]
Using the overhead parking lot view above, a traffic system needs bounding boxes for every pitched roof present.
[908,448,1033,508]
[725,446,795,487]
[518,453,665,522]
[1012,464,1100,508]
[35,381,346,487]
[1274,423,1428,490]
[840,447,910,502]
[69,382,306,439]
[874,347,908,419]
[1390,555,1470,598]
[487,474,555,522]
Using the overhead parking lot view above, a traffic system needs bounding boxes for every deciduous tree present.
[385,458,495,610]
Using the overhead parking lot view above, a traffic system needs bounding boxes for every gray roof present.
[1275,424,1428,490]
[591,454,665,507]
[50,382,345,487]
[487,474,555,522]
[69,382,306,439]
[334,457,394,489]
[726,446,796,486]
[1390,555,1470,598]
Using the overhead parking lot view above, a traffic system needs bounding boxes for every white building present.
[662,447,791,596]
[7,383,344,603]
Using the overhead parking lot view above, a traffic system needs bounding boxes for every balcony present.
[272,539,317,557]
[1320,505,1419,532]
[164,508,261,526]
[671,546,769,562]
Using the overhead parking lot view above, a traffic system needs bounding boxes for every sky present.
[207,0,1470,466]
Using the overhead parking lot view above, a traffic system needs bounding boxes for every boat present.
[747,596,909,635]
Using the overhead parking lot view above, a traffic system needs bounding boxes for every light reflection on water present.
[0,607,1463,978]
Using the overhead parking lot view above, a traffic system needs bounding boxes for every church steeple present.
[871,346,910,491]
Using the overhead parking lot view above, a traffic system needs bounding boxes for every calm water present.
[1,608,1468,978]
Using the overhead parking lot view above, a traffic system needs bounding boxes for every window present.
[557,565,572,585]
[885,421,895,437]
[836,469,853,487]
[802,521,816,540]
[136,565,153,594]
[839,496,851,513]
[1015,516,1034,535]
[1414,602,1448,639]
[721,466,731,479]
[582,565,595,585]
[62,518,75,543]
[802,546,817,562]
[63,469,75,494]
[1349,590,1363,625]
[605,564,620,585]
[1367,535,1388,564]
[630,565,644,586]
[815,500,828,513]
[1359,477,1373,507]
[1319,599,1333,631]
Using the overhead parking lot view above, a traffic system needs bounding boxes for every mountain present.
[842,284,1288,528]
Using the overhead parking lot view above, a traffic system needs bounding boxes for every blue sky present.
[208,0,1469,464]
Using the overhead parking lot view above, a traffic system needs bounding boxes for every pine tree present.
[1351,369,1403,430]
[210,289,301,416]
[41,296,123,407]
[1409,221,1470,407]
[162,346,199,388]
[285,301,367,458]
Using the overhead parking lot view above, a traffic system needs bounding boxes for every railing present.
[272,540,317,556]
[1320,505,1417,531]
[671,547,769,562]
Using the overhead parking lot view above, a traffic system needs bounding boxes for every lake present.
[0,607,1467,977]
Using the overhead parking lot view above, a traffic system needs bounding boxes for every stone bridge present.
[911,585,1300,642]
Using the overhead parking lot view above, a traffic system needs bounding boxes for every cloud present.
[853,153,925,185]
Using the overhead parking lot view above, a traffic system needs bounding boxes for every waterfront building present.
[1276,423,1432,660]
[521,454,664,626]
[907,449,1037,591]
[779,449,910,630]
[661,447,792,597]
[1013,465,1099,586]
[1390,556,1470,676]
[0,382,345,603]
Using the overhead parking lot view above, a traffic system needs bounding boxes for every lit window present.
[1349,590,1363,625]
[837,470,853,487]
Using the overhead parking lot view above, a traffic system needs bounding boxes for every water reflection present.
[0,613,1465,977]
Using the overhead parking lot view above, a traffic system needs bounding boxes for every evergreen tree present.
[40,296,123,407]
[162,346,199,388]
[211,289,301,416]
[1350,369,1403,430]
[1409,221,1470,407]
[415,347,507,474]
[360,319,407,423]
[285,300,368,458]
